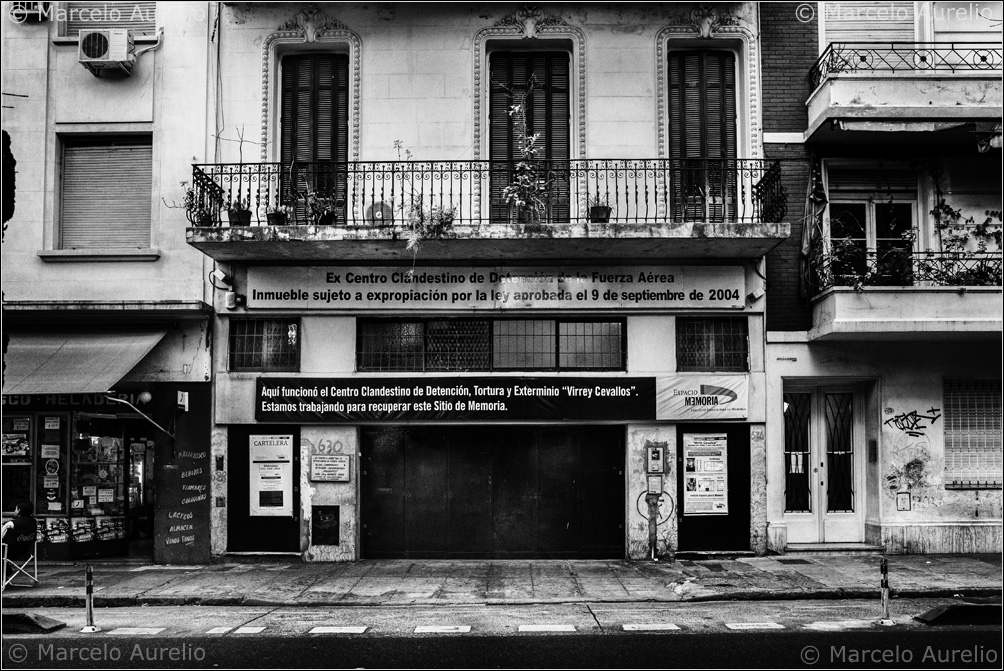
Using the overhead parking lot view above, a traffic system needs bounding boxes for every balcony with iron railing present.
[805,42,1003,139]
[808,243,1004,340]
[184,158,790,262]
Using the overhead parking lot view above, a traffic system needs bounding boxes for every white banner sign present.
[683,433,728,515]
[656,375,749,420]
[249,434,293,517]
[247,265,745,311]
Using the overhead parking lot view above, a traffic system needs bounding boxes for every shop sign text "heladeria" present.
[246,266,746,310]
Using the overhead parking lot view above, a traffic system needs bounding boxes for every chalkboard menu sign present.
[311,505,339,545]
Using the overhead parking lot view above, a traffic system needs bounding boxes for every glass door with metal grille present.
[782,388,863,544]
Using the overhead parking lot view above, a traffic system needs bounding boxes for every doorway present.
[361,425,624,558]
[782,388,864,543]
[226,425,301,552]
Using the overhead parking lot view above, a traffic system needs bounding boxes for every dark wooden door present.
[226,425,300,553]
[361,426,623,558]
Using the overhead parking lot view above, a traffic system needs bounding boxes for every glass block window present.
[358,318,625,372]
[676,317,749,371]
[944,379,1003,489]
[229,318,300,372]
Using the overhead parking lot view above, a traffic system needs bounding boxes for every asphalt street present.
[3,598,1001,669]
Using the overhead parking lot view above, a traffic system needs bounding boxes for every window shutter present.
[826,168,918,199]
[668,52,736,159]
[488,51,570,221]
[281,54,349,165]
[60,140,151,249]
[944,379,1003,489]
[823,2,915,43]
[65,2,157,36]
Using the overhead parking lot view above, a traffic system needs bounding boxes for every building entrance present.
[361,426,624,558]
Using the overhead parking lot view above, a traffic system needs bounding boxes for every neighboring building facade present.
[2,2,999,564]
[761,1,1003,553]
[2,2,213,563]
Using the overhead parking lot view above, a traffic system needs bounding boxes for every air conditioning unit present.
[365,202,394,226]
[78,29,135,76]
[9,2,49,22]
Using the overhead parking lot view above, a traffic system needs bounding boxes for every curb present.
[3,587,1000,610]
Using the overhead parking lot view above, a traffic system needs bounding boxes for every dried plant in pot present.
[588,193,612,223]
[265,204,291,226]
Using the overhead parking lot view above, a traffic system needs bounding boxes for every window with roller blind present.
[61,1,157,36]
[667,51,737,222]
[279,53,349,215]
[488,51,570,223]
[943,379,1003,489]
[59,136,152,250]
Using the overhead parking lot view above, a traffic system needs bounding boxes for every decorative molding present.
[656,12,762,159]
[260,9,361,161]
[665,3,742,38]
[473,6,586,160]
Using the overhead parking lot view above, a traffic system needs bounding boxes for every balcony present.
[806,42,1003,141]
[184,159,789,262]
[809,246,1003,340]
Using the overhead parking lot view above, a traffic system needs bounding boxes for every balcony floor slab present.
[186,222,790,262]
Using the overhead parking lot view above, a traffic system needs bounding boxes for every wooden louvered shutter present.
[65,2,157,36]
[60,139,152,249]
[668,52,736,221]
[281,54,348,165]
[488,51,570,223]
[280,54,349,217]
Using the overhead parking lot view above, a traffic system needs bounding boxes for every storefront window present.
[2,415,33,512]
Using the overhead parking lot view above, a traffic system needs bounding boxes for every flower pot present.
[228,209,252,226]
[589,205,612,224]
[266,212,287,226]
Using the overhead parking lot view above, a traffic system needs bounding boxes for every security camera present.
[211,269,232,286]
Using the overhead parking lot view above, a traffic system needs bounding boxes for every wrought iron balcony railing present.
[813,245,1003,290]
[809,42,1003,88]
[186,158,787,230]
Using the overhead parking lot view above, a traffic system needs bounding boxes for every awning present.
[2,331,167,395]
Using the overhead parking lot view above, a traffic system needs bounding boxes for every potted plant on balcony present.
[227,196,252,226]
[265,204,291,226]
[588,193,612,224]
[499,74,551,235]
[173,181,214,227]
[305,191,336,226]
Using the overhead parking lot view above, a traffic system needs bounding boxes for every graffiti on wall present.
[884,405,944,511]
[884,407,941,437]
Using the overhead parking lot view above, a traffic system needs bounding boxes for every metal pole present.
[646,493,660,562]
[80,564,101,633]
[878,558,893,626]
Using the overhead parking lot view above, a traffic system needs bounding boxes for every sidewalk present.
[1,554,1000,609]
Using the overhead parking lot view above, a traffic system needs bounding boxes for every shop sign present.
[249,435,294,517]
[256,377,657,422]
[683,433,729,515]
[246,265,746,311]
[656,375,749,420]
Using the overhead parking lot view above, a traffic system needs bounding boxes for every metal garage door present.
[361,426,624,558]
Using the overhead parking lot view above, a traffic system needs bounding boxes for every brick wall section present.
[760,3,819,331]
[763,144,812,332]
[760,2,818,134]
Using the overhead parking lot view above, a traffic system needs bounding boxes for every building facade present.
[2,1,1000,563]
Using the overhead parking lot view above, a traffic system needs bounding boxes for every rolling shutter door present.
[64,2,157,36]
[60,141,152,249]
[944,380,1003,489]
[823,2,916,43]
